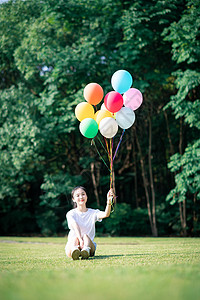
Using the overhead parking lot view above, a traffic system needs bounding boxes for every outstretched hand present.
[107,188,115,204]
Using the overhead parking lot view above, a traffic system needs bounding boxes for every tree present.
[163,0,200,236]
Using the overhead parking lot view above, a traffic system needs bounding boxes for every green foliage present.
[163,0,200,227]
[97,204,150,236]
[40,172,75,207]
[0,0,43,88]
[0,85,42,206]
[163,1,200,65]
[166,140,200,204]
[164,69,200,129]
[38,171,82,235]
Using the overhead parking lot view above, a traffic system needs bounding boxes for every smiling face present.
[72,187,88,208]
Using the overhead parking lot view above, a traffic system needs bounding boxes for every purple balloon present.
[123,88,143,111]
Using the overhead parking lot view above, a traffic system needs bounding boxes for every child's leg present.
[65,237,80,258]
[82,234,96,256]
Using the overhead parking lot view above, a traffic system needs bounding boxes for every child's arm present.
[97,189,114,219]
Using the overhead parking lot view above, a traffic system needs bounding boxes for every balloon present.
[75,102,95,121]
[83,83,104,105]
[115,107,135,129]
[94,110,113,125]
[104,91,123,113]
[99,117,118,138]
[100,103,108,111]
[123,88,143,111]
[79,118,98,139]
[111,70,133,94]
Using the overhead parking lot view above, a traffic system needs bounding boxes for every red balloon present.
[104,91,123,113]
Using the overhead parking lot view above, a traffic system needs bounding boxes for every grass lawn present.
[0,237,200,300]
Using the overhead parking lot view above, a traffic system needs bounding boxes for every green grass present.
[0,237,200,300]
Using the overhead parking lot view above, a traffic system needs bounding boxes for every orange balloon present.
[94,110,113,125]
[75,102,94,121]
[84,83,104,105]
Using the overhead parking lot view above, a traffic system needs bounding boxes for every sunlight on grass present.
[0,237,200,300]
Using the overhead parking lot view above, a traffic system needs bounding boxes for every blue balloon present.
[111,70,133,94]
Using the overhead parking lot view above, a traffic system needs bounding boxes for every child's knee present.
[83,234,92,245]
[72,237,79,244]
[83,234,89,240]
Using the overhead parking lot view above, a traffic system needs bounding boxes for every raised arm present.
[97,189,115,219]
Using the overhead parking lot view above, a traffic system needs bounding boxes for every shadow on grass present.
[92,254,135,259]
[92,253,163,259]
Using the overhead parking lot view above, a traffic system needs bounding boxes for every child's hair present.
[71,186,86,208]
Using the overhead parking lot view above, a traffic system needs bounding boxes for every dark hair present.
[71,186,87,208]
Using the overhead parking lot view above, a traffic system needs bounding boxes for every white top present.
[66,208,102,242]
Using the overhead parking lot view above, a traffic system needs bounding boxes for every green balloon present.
[79,118,98,139]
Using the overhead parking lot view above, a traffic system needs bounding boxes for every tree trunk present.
[135,132,154,235]
[193,192,198,233]
[179,202,184,234]
[90,162,100,207]
[165,112,187,236]
[179,118,187,236]
[133,142,139,208]
[164,111,175,155]
[132,129,139,207]
[148,115,158,237]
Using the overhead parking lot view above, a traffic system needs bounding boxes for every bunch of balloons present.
[75,70,143,139]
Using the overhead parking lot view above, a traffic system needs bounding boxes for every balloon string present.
[93,137,115,212]
[113,129,125,161]
[110,138,113,190]
[109,138,115,213]
[91,139,111,172]
[104,138,110,161]
[97,135,109,156]
[105,138,113,189]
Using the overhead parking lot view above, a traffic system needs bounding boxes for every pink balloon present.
[104,91,123,113]
[123,88,143,111]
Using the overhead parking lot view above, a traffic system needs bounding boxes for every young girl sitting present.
[65,186,114,260]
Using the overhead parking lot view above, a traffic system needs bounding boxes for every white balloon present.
[100,103,108,111]
[99,117,118,138]
[115,107,135,129]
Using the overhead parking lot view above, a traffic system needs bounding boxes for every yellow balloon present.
[75,102,95,121]
[94,110,113,125]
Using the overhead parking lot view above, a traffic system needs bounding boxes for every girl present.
[65,186,114,260]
